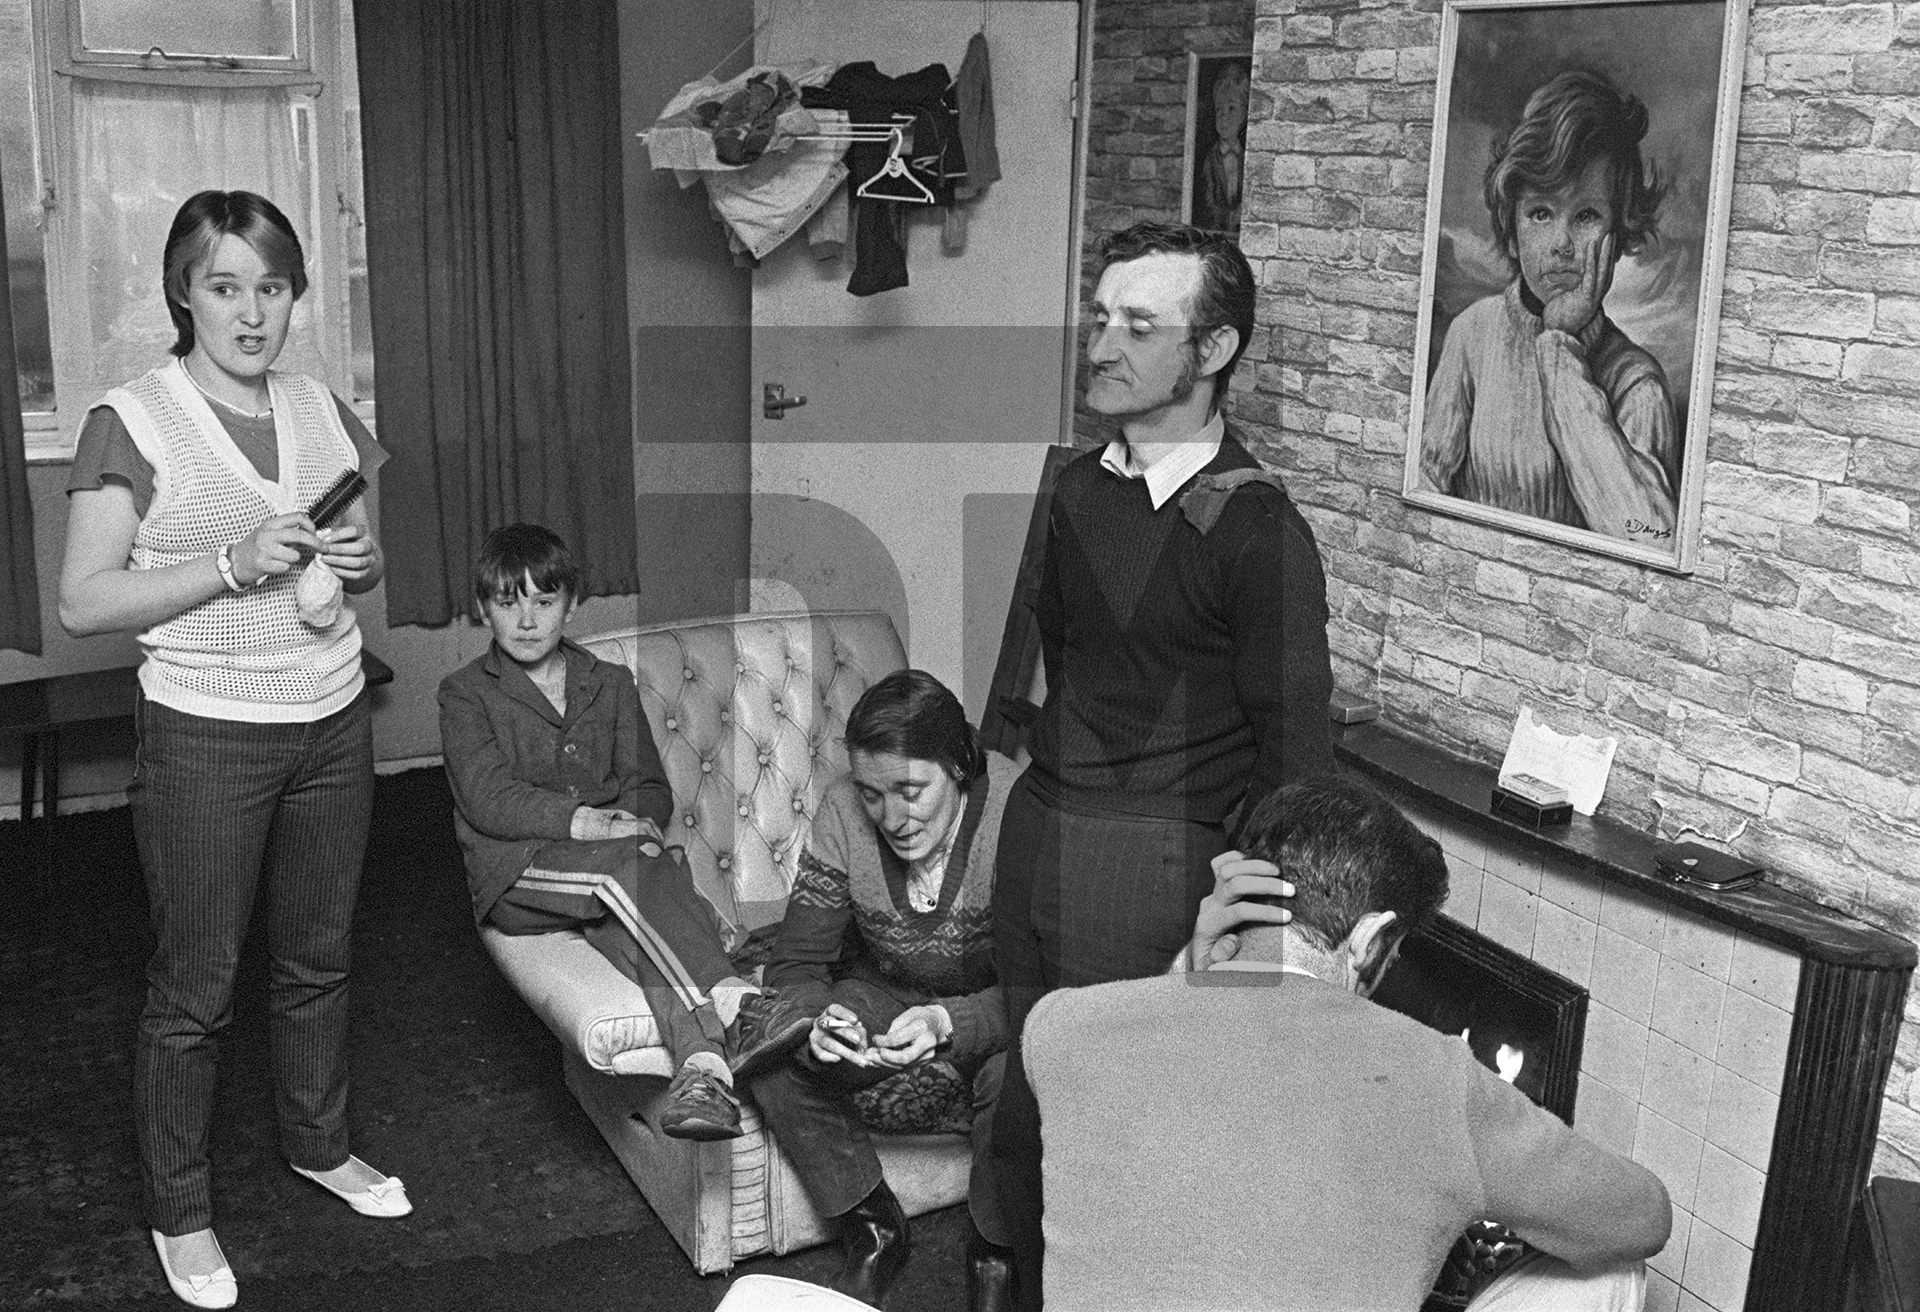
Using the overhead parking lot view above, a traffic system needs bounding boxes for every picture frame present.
[1181,50,1251,238]
[1400,0,1750,573]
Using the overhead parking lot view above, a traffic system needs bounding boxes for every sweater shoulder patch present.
[1179,468,1292,535]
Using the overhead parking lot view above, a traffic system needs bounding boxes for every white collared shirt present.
[1166,947,1321,978]
[1207,961,1319,977]
[1098,412,1225,510]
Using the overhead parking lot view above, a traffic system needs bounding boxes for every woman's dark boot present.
[832,1179,910,1308]
[967,1222,1016,1312]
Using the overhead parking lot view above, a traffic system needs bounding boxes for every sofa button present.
[738,804,750,818]
[736,660,746,675]
[720,711,731,723]
[685,814,697,828]
[772,699,783,714]
[564,743,577,755]
[568,786,579,797]
[758,752,770,766]
[792,798,805,812]
[701,760,712,773]
[718,854,732,870]
[683,668,694,681]
[665,717,677,731]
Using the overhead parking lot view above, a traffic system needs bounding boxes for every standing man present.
[988,221,1336,1309]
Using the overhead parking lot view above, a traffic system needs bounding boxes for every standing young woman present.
[59,191,400,1309]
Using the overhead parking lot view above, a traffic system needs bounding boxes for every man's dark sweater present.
[1028,431,1334,827]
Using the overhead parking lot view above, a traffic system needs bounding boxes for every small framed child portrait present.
[1182,51,1252,237]
[1400,0,1750,572]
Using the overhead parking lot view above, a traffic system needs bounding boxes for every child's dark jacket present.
[438,638,673,925]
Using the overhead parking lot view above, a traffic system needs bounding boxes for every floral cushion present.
[851,1060,975,1136]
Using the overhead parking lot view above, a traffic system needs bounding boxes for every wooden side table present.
[2,651,394,824]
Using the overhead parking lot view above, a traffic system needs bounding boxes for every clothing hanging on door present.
[802,60,966,296]
[641,40,1003,289]
[645,63,852,262]
[952,32,1000,197]
[645,65,818,172]
[942,31,1001,254]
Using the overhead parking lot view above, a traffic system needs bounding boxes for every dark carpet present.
[0,768,970,1311]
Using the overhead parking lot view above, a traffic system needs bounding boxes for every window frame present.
[20,0,364,463]
[59,0,312,74]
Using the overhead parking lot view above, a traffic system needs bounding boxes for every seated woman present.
[741,670,1018,1312]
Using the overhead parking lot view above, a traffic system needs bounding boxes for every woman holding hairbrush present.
[59,190,393,1309]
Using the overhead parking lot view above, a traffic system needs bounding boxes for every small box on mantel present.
[1491,773,1573,828]
[1329,690,1381,724]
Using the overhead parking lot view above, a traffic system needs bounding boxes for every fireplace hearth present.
[1339,719,1916,1312]
[1373,913,1590,1309]
[1375,912,1588,1121]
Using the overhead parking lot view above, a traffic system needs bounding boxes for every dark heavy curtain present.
[0,170,44,656]
[355,0,638,626]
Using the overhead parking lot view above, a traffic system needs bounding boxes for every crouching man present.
[1025,774,1671,1311]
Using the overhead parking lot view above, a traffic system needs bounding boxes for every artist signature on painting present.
[1625,520,1673,539]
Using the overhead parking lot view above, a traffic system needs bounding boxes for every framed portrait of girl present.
[1401,0,1750,572]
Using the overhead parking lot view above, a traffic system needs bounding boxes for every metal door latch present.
[763,383,808,420]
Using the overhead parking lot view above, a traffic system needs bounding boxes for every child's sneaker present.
[658,1062,744,1141]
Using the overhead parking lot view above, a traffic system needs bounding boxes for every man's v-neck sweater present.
[1028,430,1334,828]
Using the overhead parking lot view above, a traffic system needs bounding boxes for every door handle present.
[763,383,809,420]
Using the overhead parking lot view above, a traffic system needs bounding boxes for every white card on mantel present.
[1497,707,1616,817]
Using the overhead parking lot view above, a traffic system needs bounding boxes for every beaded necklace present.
[184,360,272,420]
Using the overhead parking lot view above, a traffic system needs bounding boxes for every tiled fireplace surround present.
[1338,723,1915,1312]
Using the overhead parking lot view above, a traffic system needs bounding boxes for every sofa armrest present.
[479,927,674,1076]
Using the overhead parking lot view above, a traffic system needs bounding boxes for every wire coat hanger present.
[854,128,935,204]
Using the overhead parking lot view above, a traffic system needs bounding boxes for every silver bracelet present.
[215,543,247,593]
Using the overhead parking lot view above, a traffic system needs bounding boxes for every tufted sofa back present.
[579,610,906,955]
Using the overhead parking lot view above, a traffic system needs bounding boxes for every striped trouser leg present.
[128,692,374,1234]
[497,837,737,1062]
[260,694,374,1172]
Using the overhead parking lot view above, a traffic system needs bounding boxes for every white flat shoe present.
[290,1155,413,1218]
[152,1229,238,1309]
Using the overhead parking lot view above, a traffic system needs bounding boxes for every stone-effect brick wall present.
[1075,0,1253,443]
[1235,0,1920,1186]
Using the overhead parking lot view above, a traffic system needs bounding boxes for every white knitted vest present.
[105,359,365,723]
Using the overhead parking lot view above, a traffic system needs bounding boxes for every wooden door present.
[748,0,1079,718]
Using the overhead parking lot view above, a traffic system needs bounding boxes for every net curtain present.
[6,80,318,656]
[72,81,326,401]
[353,0,639,626]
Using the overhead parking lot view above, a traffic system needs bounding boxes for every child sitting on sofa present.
[438,523,810,1141]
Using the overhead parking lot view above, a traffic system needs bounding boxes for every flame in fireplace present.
[1459,1030,1525,1084]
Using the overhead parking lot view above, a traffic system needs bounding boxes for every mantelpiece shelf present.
[1335,717,1914,1312]
[1344,718,1912,1312]
[1334,719,1916,971]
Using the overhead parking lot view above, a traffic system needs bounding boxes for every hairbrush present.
[306,469,367,530]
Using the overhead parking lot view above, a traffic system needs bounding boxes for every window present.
[6,0,371,462]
